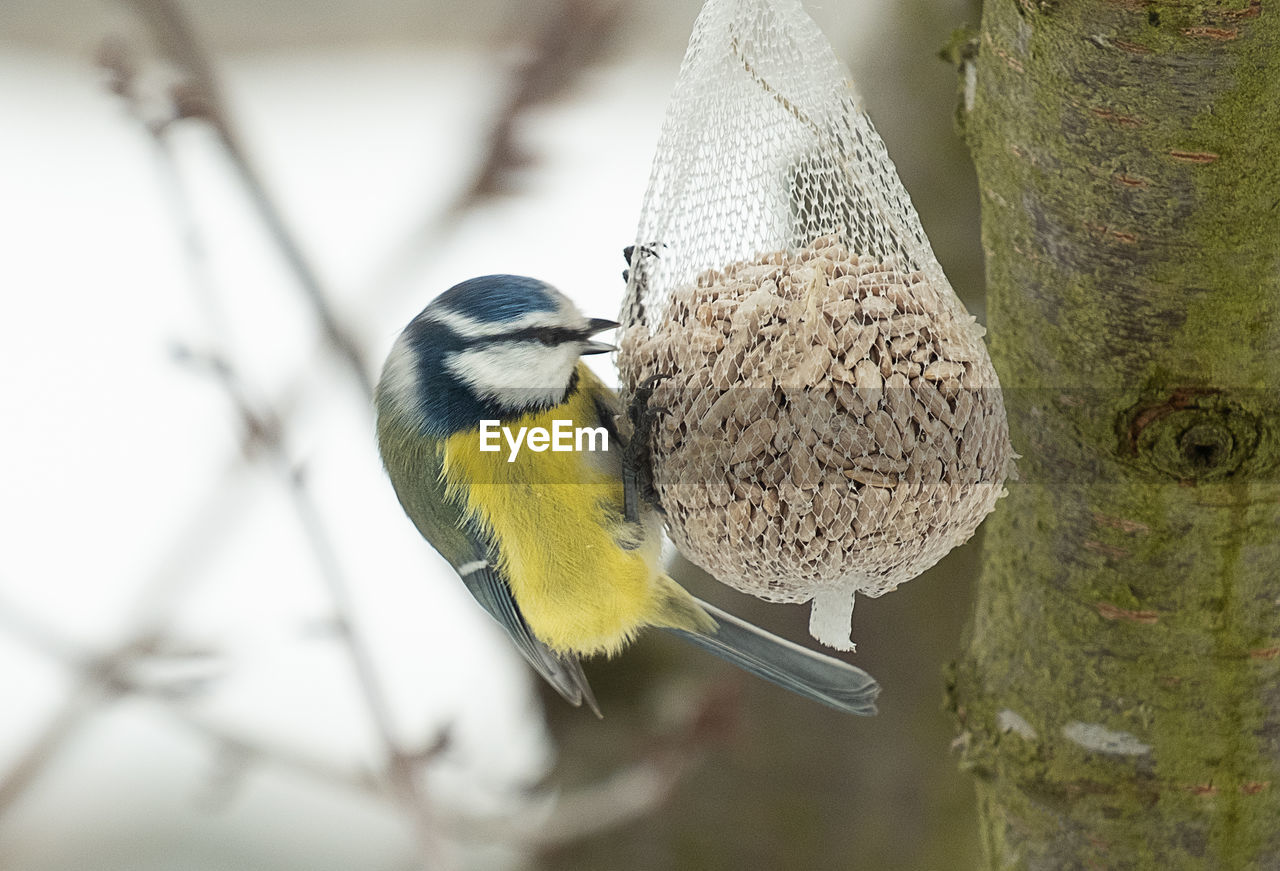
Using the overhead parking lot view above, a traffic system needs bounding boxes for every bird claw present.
[637,372,670,392]
[622,372,672,525]
[621,242,665,284]
[620,244,671,521]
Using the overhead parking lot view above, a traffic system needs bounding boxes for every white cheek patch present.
[377,333,423,421]
[446,342,580,411]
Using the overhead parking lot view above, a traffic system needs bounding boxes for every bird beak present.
[581,317,619,355]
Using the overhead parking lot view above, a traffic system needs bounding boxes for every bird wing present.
[383,431,601,716]
[454,528,601,717]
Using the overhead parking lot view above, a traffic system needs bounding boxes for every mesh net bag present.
[617,0,1015,650]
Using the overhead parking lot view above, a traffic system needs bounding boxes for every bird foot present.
[622,372,671,525]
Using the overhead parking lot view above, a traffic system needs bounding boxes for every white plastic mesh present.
[618,0,1013,650]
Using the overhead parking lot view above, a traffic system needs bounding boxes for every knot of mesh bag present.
[618,0,1014,650]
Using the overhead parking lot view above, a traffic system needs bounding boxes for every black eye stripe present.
[469,326,582,347]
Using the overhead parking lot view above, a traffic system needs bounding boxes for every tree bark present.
[952,0,1280,867]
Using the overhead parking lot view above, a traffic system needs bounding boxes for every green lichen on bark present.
[952,0,1280,867]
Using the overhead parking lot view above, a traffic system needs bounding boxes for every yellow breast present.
[441,365,668,656]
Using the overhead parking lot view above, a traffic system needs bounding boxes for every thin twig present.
[0,455,256,819]
[283,457,447,862]
[104,13,446,861]
[122,0,371,397]
[0,586,711,846]
[364,0,626,306]
[0,591,383,802]
[0,613,136,816]
[469,0,625,201]
[0,42,347,801]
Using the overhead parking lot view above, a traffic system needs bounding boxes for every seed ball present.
[618,238,1015,649]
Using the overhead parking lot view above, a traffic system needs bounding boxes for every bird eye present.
[538,334,557,346]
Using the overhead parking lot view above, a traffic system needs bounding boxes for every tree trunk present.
[951,0,1280,867]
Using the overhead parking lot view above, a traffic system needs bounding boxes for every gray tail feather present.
[559,654,603,718]
[663,598,880,716]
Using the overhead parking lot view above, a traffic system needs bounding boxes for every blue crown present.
[430,275,559,324]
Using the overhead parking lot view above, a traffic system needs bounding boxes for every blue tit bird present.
[375,274,879,716]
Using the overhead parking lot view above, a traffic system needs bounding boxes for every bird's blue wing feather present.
[455,521,601,717]
[376,415,600,715]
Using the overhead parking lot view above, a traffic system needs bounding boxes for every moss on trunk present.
[952,1,1280,867]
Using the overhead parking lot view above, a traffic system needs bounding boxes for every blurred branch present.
[116,0,372,397]
[283,457,451,865]
[446,758,687,849]
[467,0,625,202]
[0,612,136,816]
[366,0,626,303]
[0,586,712,847]
[0,686,111,816]
[0,458,257,819]
[162,217,448,871]
[431,685,731,850]
[0,590,384,804]
[166,344,446,861]
[103,10,447,861]
[532,684,732,849]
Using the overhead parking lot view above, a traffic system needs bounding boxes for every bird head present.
[377,275,618,437]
